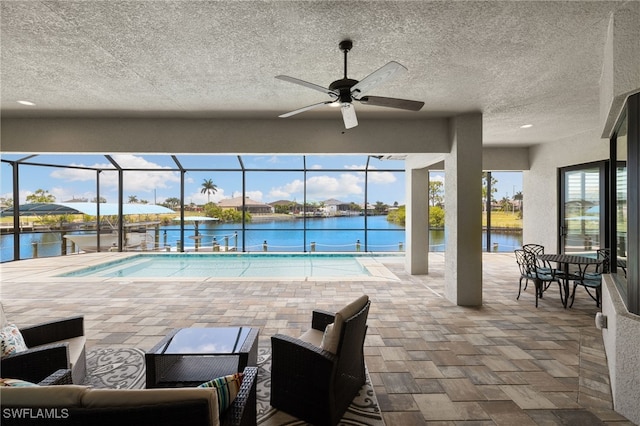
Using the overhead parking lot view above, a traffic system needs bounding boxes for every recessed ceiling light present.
[520,124,533,129]
[17,100,35,106]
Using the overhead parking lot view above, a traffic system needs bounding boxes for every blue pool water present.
[58,253,386,278]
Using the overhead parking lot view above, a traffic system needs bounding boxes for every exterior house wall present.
[599,5,640,424]
[523,128,609,251]
[601,275,640,424]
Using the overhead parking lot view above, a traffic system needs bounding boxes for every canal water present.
[1,215,523,261]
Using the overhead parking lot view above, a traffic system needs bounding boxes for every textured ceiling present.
[0,1,627,146]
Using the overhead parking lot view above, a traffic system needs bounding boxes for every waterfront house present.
[217,196,274,215]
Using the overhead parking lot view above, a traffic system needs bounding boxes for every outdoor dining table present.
[536,253,603,308]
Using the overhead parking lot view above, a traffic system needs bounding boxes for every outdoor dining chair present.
[522,244,555,276]
[569,248,609,308]
[514,249,561,308]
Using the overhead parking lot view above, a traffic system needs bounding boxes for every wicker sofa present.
[0,366,257,426]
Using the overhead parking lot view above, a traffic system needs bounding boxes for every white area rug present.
[83,347,146,389]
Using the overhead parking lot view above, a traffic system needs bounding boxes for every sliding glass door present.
[560,164,605,254]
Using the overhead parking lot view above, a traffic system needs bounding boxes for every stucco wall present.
[523,128,609,250]
[601,276,640,425]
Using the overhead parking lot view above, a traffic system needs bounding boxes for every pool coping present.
[0,252,403,282]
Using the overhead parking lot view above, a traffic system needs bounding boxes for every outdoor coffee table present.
[145,326,259,388]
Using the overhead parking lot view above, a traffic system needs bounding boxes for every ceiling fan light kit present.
[276,39,425,129]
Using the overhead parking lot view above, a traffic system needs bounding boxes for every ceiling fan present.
[276,40,425,129]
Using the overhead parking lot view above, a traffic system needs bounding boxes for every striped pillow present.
[198,372,244,417]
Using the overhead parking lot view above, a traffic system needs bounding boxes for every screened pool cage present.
[1,154,411,261]
[1,154,523,262]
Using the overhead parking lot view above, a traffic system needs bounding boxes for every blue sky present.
[0,154,521,206]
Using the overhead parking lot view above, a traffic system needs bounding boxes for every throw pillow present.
[0,378,38,387]
[320,323,338,354]
[198,372,244,418]
[321,295,369,355]
[0,323,28,357]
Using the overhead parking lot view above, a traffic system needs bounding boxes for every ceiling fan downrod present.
[339,39,352,79]
[331,40,357,104]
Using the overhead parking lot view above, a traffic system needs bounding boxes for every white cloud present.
[229,190,263,201]
[368,171,397,184]
[49,167,96,182]
[48,155,181,195]
[268,174,363,202]
[343,164,396,184]
[186,187,227,205]
[268,189,291,199]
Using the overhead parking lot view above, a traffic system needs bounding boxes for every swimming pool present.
[58,253,391,278]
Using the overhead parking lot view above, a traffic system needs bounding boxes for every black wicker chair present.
[1,303,86,384]
[270,296,370,426]
[38,368,74,385]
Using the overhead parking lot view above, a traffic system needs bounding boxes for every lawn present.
[483,211,522,229]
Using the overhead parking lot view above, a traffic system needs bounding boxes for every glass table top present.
[162,327,250,355]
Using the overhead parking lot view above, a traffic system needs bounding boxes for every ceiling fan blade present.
[275,75,339,97]
[350,61,407,98]
[278,101,334,118]
[341,103,358,129]
[358,96,425,111]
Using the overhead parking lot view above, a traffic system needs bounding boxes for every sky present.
[0,154,522,207]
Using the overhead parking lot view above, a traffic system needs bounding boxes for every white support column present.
[444,113,483,306]
[405,167,430,274]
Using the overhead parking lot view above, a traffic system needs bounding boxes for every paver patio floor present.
[0,252,632,425]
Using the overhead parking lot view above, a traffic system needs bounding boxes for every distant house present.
[360,203,376,214]
[269,200,302,214]
[218,196,273,214]
[322,199,351,215]
[63,197,88,203]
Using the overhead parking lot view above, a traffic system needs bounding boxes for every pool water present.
[58,253,379,278]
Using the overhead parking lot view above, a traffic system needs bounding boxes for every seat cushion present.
[40,336,86,369]
[0,385,88,407]
[299,328,324,347]
[82,387,220,426]
[0,303,7,328]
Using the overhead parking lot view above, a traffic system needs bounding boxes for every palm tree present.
[200,179,218,203]
[128,195,138,204]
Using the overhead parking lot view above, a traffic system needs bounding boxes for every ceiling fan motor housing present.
[329,78,358,103]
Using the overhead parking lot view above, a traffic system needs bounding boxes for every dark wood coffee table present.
[145,326,259,388]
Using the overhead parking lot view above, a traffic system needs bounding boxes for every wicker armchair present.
[38,368,74,385]
[270,295,370,426]
[1,304,86,384]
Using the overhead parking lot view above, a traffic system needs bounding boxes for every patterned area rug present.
[257,347,385,426]
[83,347,146,389]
